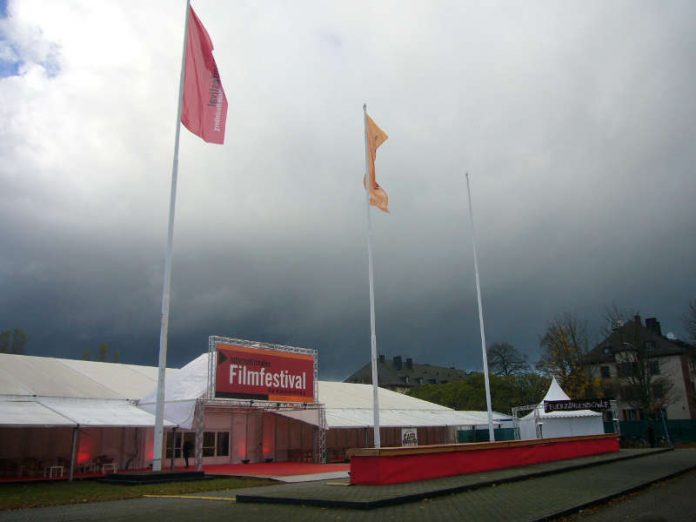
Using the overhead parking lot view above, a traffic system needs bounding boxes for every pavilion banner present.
[215,342,316,403]
[544,399,611,413]
[181,5,228,144]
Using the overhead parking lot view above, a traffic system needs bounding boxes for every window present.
[203,432,216,457]
[649,360,660,375]
[168,431,229,459]
[603,346,612,355]
[622,408,642,421]
[165,432,195,459]
[600,366,611,379]
[203,431,229,457]
[617,362,637,378]
[217,432,230,457]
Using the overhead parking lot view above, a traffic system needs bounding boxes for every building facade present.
[584,316,696,421]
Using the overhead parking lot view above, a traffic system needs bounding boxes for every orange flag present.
[365,114,389,212]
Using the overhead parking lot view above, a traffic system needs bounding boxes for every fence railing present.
[604,420,696,445]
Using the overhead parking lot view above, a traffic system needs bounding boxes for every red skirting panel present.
[349,434,619,485]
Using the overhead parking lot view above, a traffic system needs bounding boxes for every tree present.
[0,328,28,354]
[82,343,121,363]
[537,313,599,399]
[487,342,529,376]
[408,372,549,415]
[599,303,638,338]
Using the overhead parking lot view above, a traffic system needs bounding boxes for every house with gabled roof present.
[584,315,696,421]
[343,355,469,393]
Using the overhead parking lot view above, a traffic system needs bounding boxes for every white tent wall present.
[518,412,605,440]
[182,407,320,465]
[0,427,74,477]
[518,418,538,440]
[76,427,149,471]
[273,413,290,462]
[0,426,150,477]
[262,412,276,461]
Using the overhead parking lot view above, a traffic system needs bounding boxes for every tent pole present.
[68,426,79,482]
[169,427,176,470]
[195,399,205,471]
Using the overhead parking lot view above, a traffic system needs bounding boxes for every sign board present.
[213,339,316,403]
[401,427,418,447]
[544,399,611,413]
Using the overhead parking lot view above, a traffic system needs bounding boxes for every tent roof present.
[0,353,173,400]
[541,376,571,402]
[522,376,601,419]
[322,408,506,429]
[2,353,507,429]
[0,400,76,427]
[139,353,508,428]
[0,397,173,428]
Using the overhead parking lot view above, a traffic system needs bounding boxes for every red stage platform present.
[348,434,620,485]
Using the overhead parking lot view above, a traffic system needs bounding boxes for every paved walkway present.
[1,449,694,522]
[237,448,673,508]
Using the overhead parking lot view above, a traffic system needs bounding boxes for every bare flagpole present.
[363,103,381,448]
[465,172,495,442]
[153,0,191,473]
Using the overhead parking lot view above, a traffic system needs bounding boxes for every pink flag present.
[181,6,228,144]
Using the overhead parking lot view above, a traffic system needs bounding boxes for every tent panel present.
[39,398,173,428]
[0,400,75,427]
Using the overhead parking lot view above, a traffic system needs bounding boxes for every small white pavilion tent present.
[517,377,604,440]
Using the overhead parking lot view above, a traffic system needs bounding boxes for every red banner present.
[215,343,315,403]
[181,6,228,144]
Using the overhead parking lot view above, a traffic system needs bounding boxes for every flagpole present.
[363,103,381,448]
[153,0,191,473]
[465,172,495,442]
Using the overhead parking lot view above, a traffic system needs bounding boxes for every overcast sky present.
[1,0,694,379]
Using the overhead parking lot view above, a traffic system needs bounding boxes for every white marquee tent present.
[138,353,510,430]
[517,377,604,440]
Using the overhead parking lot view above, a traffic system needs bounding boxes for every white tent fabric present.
[321,408,507,429]
[0,397,171,428]
[0,353,176,428]
[138,354,210,429]
[0,353,173,400]
[40,397,172,428]
[518,377,604,440]
[0,353,509,431]
[138,354,510,430]
[0,400,76,427]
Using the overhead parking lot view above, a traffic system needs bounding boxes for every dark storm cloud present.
[1,0,695,380]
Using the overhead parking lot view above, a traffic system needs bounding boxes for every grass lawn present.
[0,477,273,511]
